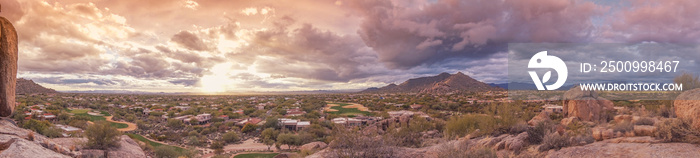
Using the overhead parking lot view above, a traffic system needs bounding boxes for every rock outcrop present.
[0,4,19,117]
[547,137,700,158]
[301,141,327,151]
[106,135,147,158]
[0,119,76,157]
[562,86,614,122]
[0,118,146,157]
[674,88,700,130]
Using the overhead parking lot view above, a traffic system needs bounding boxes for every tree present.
[277,133,301,150]
[86,121,122,149]
[263,117,280,129]
[166,119,184,129]
[674,72,700,91]
[241,123,257,133]
[222,131,240,143]
[261,128,279,150]
[211,141,224,154]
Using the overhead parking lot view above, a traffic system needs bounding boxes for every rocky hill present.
[362,72,502,94]
[16,78,57,94]
[0,118,146,157]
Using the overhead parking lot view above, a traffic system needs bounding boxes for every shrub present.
[538,132,570,151]
[656,118,700,144]
[634,117,655,126]
[509,122,529,134]
[222,131,240,143]
[154,146,179,158]
[611,121,634,133]
[527,120,554,144]
[241,123,257,133]
[27,132,34,141]
[465,146,498,158]
[85,121,121,149]
[444,114,498,139]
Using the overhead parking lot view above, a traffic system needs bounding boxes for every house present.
[542,104,563,114]
[410,104,424,109]
[236,118,263,126]
[387,110,430,118]
[234,109,244,115]
[55,124,83,137]
[194,113,212,124]
[42,113,56,120]
[278,118,310,131]
[332,117,362,126]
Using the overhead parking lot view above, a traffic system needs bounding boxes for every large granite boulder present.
[0,135,70,158]
[674,88,700,130]
[107,135,147,158]
[0,4,19,117]
[562,86,614,122]
[0,119,76,157]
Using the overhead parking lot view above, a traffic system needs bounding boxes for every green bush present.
[85,121,122,149]
[154,146,179,158]
[223,131,240,143]
[444,114,498,139]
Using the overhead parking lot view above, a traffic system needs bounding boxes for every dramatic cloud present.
[348,0,604,69]
[604,0,700,43]
[2,0,696,92]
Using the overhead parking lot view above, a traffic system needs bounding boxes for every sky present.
[1,0,699,93]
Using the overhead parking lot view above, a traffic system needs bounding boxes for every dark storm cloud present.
[234,19,384,82]
[348,0,603,69]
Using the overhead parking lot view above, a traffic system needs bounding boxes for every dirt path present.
[105,116,137,131]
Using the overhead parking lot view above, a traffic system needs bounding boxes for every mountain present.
[16,78,58,94]
[362,72,503,93]
[489,82,576,90]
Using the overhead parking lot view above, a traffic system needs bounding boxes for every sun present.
[199,63,233,93]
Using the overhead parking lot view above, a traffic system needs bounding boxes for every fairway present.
[126,133,188,154]
[325,102,371,116]
[68,109,128,128]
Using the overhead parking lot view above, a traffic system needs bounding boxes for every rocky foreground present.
[0,118,146,158]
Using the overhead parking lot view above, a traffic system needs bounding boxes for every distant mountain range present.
[488,82,575,90]
[362,72,503,93]
[16,78,58,94]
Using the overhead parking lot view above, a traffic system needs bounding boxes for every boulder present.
[547,138,700,158]
[674,89,700,129]
[633,125,657,137]
[107,135,147,158]
[560,117,579,126]
[0,135,70,158]
[528,112,551,126]
[562,86,614,122]
[592,127,615,141]
[614,115,633,123]
[0,7,19,117]
[0,119,76,156]
[300,141,327,151]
